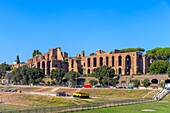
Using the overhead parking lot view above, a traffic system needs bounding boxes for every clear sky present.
[0,0,170,64]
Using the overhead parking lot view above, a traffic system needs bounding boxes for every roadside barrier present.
[0,98,155,113]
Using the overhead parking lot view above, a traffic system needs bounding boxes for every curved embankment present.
[52,88,159,99]
[0,85,159,99]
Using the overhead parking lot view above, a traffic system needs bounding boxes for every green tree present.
[27,68,44,85]
[47,81,51,85]
[12,67,24,84]
[94,66,115,85]
[133,79,140,88]
[89,72,96,77]
[51,80,56,85]
[0,63,11,78]
[12,66,44,85]
[142,79,151,88]
[50,69,66,85]
[146,47,170,61]
[167,64,170,77]
[16,55,20,64]
[64,71,81,87]
[89,80,98,86]
[120,48,145,53]
[89,53,96,56]
[148,60,169,74]
[32,50,42,58]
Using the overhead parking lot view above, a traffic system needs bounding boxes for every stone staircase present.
[153,88,170,100]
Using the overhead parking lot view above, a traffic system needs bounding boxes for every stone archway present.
[165,79,170,83]
[151,79,158,84]
[87,69,90,74]
[125,55,131,75]
[112,56,114,67]
[42,61,45,73]
[106,56,109,66]
[71,60,74,68]
[93,57,97,67]
[165,79,170,88]
[150,79,159,88]
[47,61,51,75]
[37,62,40,69]
[118,68,122,75]
[100,57,103,66]
[118,56,122,66]
[87,58,90,67]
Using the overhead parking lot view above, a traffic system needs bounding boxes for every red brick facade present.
[27,47,149,75]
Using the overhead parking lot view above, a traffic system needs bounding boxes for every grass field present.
[70,94,170,113]
[0,85,160,112]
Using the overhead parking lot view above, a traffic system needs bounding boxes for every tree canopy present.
[64,71,81,79]
[89,53,96,56]
[167,65,170,77]
[120,48,145,53]
[12,66,44,85]
[146,47,170,61]
[50,69,66,85]
[148,60,169,74]
[142,79,151,88]
[0,63,11,78]
[64,71,81,87]
[92,66,115,86]
[32,50,42,58]
[133,79,140,88]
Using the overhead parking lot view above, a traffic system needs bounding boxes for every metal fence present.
[0,98,155,113]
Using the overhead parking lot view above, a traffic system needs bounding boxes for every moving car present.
[73,92,89,98]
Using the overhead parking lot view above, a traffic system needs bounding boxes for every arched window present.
[112,56,114,67]
[118,56,122,66]
[47,61,51,75]
[100,57,103,66]
[87,69,90,74]
[126,55,131,66]
[42,61,45,73]
[71,60,74,68]
[93,68,96,72]
[42,61,45,68]
[87,58,90,67]
[93,58,97,67]
[37,62,40,69]
[151,79,158,84]
[119,68,122,75]
[125,55,131,75]
[106,57,109,66]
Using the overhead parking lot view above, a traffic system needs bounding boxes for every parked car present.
[56,92,69,96]
[70,85,83,88]
[93,85,103,88]
[126,86,134,89]
[73,92,89,98]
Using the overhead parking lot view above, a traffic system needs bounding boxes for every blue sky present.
[0,0,170,64]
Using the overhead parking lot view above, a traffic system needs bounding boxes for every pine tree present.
[16,55,20,64]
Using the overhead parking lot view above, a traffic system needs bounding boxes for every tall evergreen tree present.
[16,55,20,64]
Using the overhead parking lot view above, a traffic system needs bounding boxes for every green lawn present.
[70,94,170,113]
